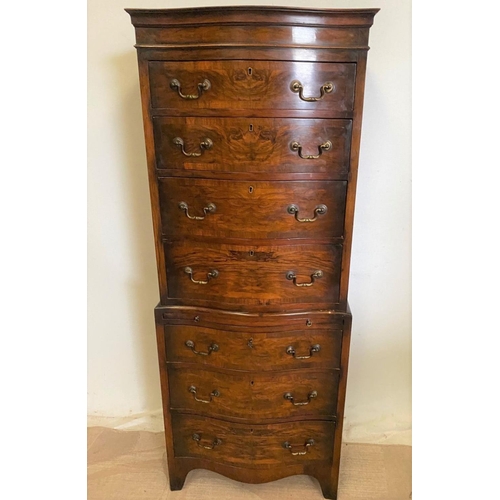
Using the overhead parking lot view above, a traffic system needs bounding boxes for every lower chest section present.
[157,306,349,469]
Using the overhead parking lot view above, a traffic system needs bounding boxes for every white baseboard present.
[87,409,165,432]
[88,410,411,445]
[344,426,412,445]
[343,417,412,445]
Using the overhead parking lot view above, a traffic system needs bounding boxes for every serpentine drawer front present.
[163,324,343,371]
[127,6,378,500]
[171,413,336,468]
[168,365,339,421]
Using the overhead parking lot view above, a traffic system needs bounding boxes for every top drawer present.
[149,61,356,113]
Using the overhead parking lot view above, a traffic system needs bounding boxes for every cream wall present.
[88,0,411,444]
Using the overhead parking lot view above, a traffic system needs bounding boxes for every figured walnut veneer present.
[127,6,378,499]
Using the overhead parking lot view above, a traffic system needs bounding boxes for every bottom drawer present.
[172,413,335,468]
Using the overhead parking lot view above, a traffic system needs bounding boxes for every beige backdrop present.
[88,0,411,444]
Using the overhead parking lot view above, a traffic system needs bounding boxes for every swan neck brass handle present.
[170,78,211,99]
[286,270,323,287]
[290,140,332,159]
[192,433,222,450]
[184,267,219,285]
[188,386,220,404]
[286,344,321,360]
[283,390,318,406]
[282,439,315,455]
[287,204,327,222]
[173,137,213,157]
[185,340,219,356]
[290,80,334,101]
[179,201,216,220]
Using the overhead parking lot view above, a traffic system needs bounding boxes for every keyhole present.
[250,380,254,386]
[306,319,312,327]
[249,124,254,132]
[250,428,254,434]
[249,186,254,193]
[249,250,254,256]
[194,316,200,323]
[248,67,252,75]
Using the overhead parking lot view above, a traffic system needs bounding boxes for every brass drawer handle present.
[185,340,219,356]
[284,390,318,406]
[173,137,213,157]
[286,270,323,287]
[290,140,332,159]
[192,433,222,450]
[170,78,211,100]
[283,438,315,456]
[179,201,216,220]
[184,267,219,284]
[188,385,220,404]
[290,80,334,102]
[287,204,327,222]
[286,344,321,360]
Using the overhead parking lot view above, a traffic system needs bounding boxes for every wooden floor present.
[88,427,411,500]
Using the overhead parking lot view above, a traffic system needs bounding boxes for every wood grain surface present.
[171,413,335,468]
[168,365,339,421]
[157,305,347,331]
[163,240,342,310]
[153,117,352,176]
[159,177,347,240]
[149,60,355,111]
[128,6,378,499]
[164,324,343,371]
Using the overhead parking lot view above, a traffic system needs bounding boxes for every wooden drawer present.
[163,241,342,310]
[168,365,339,421]
[153,117,352,177]
[149,60,355,112]
[172,413,335,468]
[156,305,350,331]
[164,324,342,371]
[159,178,347,240]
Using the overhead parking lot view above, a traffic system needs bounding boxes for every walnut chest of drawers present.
[127,6,378,499]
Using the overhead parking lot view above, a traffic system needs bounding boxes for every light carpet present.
[88,427,411,500]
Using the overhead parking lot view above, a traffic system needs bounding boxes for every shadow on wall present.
[112,49,162,413]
